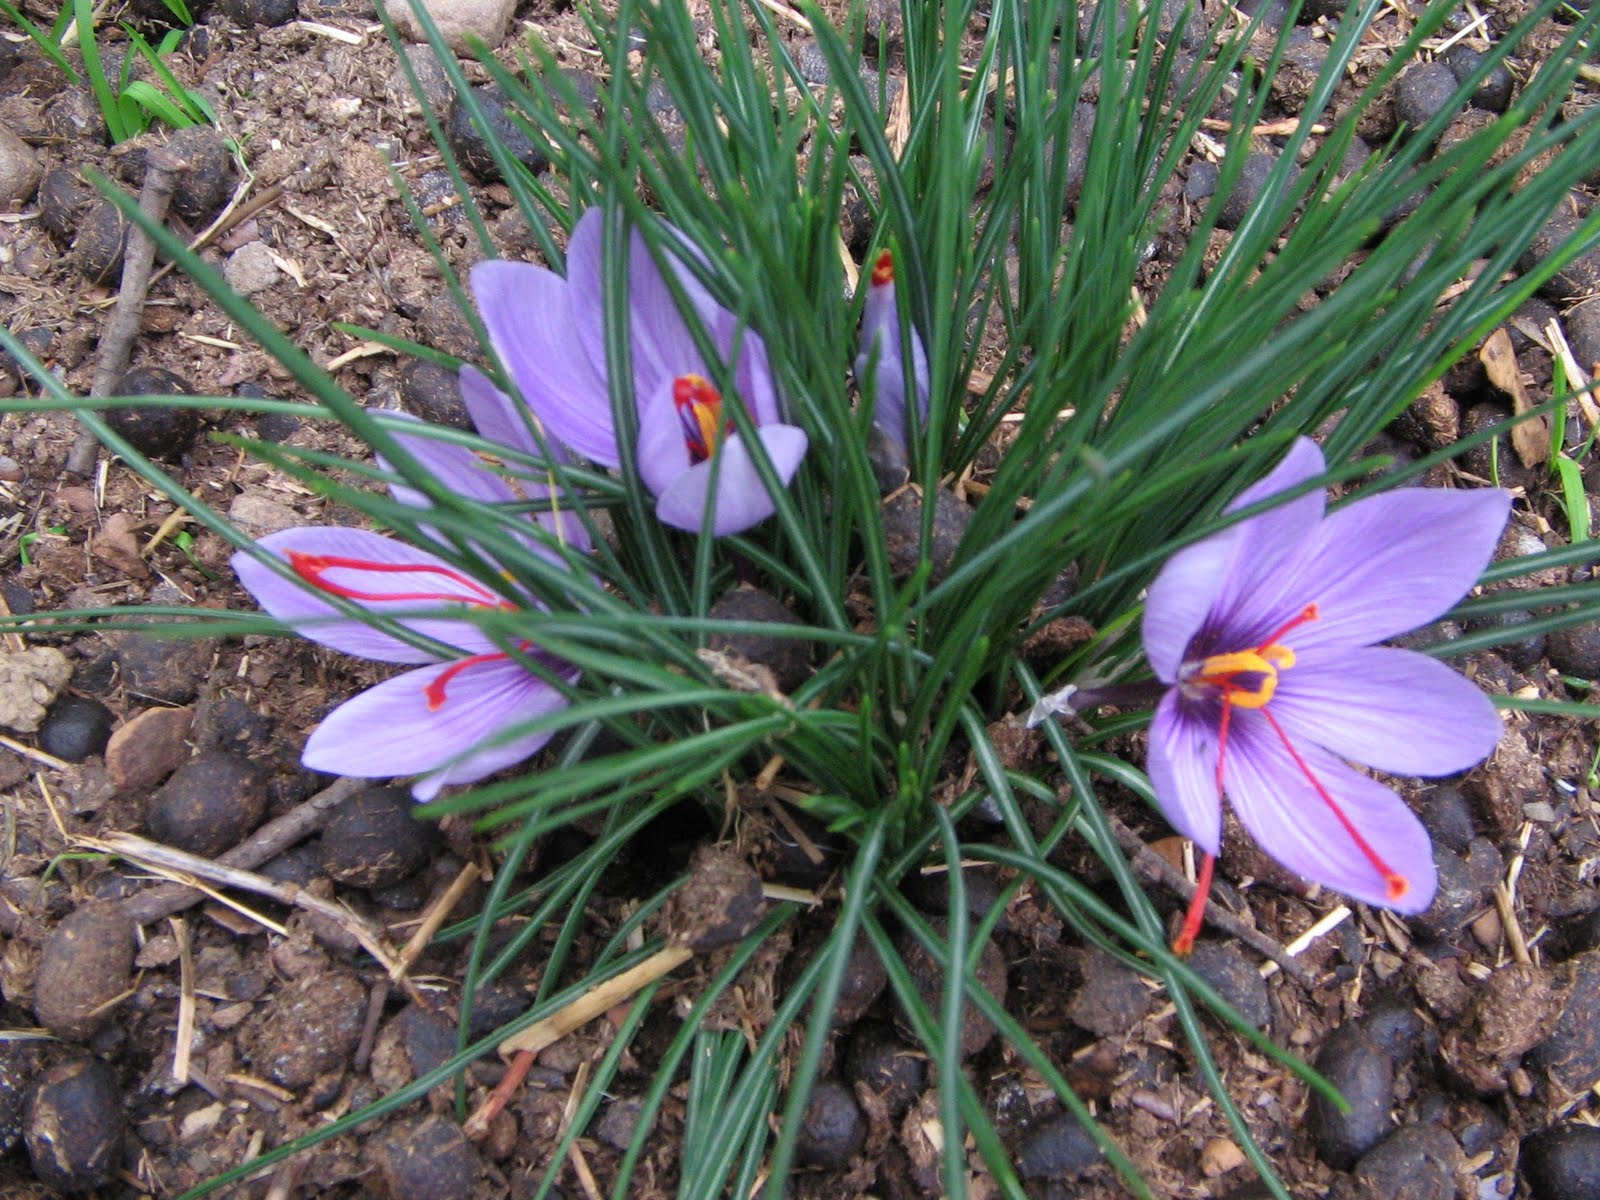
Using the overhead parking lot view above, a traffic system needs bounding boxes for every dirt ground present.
[1,0,1600,1195]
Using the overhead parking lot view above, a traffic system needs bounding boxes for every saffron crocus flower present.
[1141,438,1509,938]
[855,248,929,451]
[469,209,808,537]
[232,389,580,801]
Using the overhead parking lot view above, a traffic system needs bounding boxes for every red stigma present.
[673,374,728,465]
[871,249,895,287]
[288,551,512,610]
[423,651,508,710]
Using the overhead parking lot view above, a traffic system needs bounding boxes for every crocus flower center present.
[288,550,522,712]
[871,249,895,287]
[674,374,731,465]
[1172,602,1409,952]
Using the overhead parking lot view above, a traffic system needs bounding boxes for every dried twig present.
[392,861,484,982]
[170,916,195,1085]
[68,148,182,478]
[1105,812,1313,983]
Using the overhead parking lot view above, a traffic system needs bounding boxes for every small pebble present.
[1465,606,1545,671]
[1443,44,1514,113]
[105,704,194,792]
[795,1079,865,1168]
[163,125,237,222]
[842,1022,925,1118]
[105,367,202,460]
[705,585,813,692]
[1409,836,1502,942]
[1200,1136,1245,1178]
[1395,61,1463,131]
[1415,783,1475,852]
[1529,950,1600,1095]
[0,1039,40,1153]
[1218,152,1294,231]
[1351,1123,1461,1200]
[1186,940,1271,1030]
[379,1115,481,1199]
[1566,298,1600,376]
[243,970,366,1087]
[24,1059,126,1193]
[831,933,888,1027]
[1521,1123,1600,1200]
[319,785,438,889]
[43,87,109,146]
[37,694,115,762]
[593,1096,645,1152]
[1307,1022,1395,1169]
[882,487,972,584]
[662,845,766,952]
[72,199,128,285]
[34,901,136,1040]
[1546,621,1600,680]
[446,85,549,183]
[0,124,41,207]
[217,0,297,23]
[148,751,269,857]
[1521,200,1600,300]
[400,359,471,429]
[896,918,1007,1056]
[223,241,282,296]
[1016,1113,1102,1181]
[1066,948,1152,1037]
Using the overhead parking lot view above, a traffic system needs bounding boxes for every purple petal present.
[655,424,809,536]
[634,376,695,500]
[301,655,568,796]
[470,258,619,467]
[1142,438,1327,678]
[1271,646,1504,776]
[855,263,929,450]
[459,365,543,460]
[1146,690,1224,853]
[384,423,519,510]
[232,527,500,662]
[1274,487,1512,652]
[723,311,782,427]
[1221,710,1437,912]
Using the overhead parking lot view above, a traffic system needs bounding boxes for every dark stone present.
[1528,951,1600,1096]
[256,409,302,443]
[399,360,471,429]
[1351,1124,1461,1200]
[1066,948,1152,1037]
[197,695,275,757]
[446,85,549,183]
[34,901,136,1040]
[0,1039,39,1153]
[1547,621,1600,680]
[842,1022,925,1118]
[1218,152,1297,231]
[1185,160,1220,200]
[1395,61,1463,131]
[38,695,115,762]
[105,367,203,460]
[319,786,438,889]
[1444,44,1514,113]
[1568,299,1600,376]
[705,585,812,692]
[1307,1022,1395,1170]
[148,752,269,858]
[368,872,428,911]
[43,87,109,146]
[882,487,971,584]
[379,1116,481,1199]
[593,1096,644,1152]
[791,38,836,85]
[1409,837,1502,941]
[1360,997,1426,1062]
[164,125,237,223]
[832,933,888,1028]
[1522,1123,1600,1200]
[1461,402,1537,491]
[1465,605,1545,672]
[217,0,297,24]
[72,199,128,285]
[243,971,366,1087]
[662,846,766,953]
[895,918,1007,1057]
[795,1079,865,1168]
[1186,940,1271,1030]
[38,167,93,244]
[260,842,323,887]
[1416,784,1475,853]
[395,1004,456,1079]
[24,1059,126,1194]
[1016,1113,1102,1181]
[1521,201,1600,301]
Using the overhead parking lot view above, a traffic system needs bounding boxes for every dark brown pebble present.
[831,933,888,1028]
[38,694,115,761]
[882,487,971,584]
[105,367,202,460]
[24,1059,127,1194]
[72,199,128,285]
[1066,947,1152,1038]
[1464,605,1545,671]
[1218,152,1295,231]
[319,785,438,889]
[1443,44,1513,113]
[593,1096,644,1152]
[1521,201,1600,300]
[113,630,214,705]
[842,1022,925,1118]
[243,971,366,1088]
[163,125,238,223]
[148,751,268,857]
[34,901,136,1040]
[1416,783,1476,853]
[1016,1113,1102,1181]
[795,1079,865,1168]
[1307,1022,1394,1170]
[663,845,766,952]
[398,1003,457,1079]
[42,87,108,145]
[1349,1124,1461,1200]
[866,421,909,492]
[895,918,1007,1057]
[1567,297,1600,377]
[379,1115,481,1199]
[216,0,296,23]
[1521,1123,1600,1200]
[1409,836,1501,941]
[1395,61,1462,131]
[1186,940,1270,1030]
[447,85,549,183]
[1547,621,1600,679]
[1529,950,1600,1095]
[38,167,92,243]
[1460,402,1537,491]
[0,1039,40,1152]
[399,359,471,429]
[705,584,813,692]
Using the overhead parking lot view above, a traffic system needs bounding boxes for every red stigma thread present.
[673,374,728,465]
[423,651,508,711]
[1174,852,1215,955]
[288,551,512,611]
[871,249,895,287]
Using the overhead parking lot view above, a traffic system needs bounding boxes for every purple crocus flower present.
[469,209,808,537]
[1141,438,1509,936]
[232,388,580,801]
[855,249,929,450]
